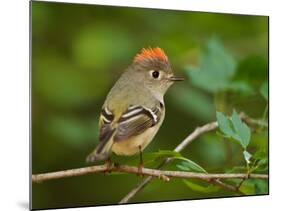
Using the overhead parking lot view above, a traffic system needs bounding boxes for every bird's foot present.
[137,146,145,177]
[137,162,145,177]
[103,158,113,174]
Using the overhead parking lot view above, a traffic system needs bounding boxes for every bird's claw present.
[137,162,145,177]
[103,158,113,174]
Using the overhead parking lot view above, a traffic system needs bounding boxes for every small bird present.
[86,47,184,167]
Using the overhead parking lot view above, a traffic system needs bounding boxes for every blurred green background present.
[31,1,268,209]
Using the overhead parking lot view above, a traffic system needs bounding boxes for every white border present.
[1,0,280,211]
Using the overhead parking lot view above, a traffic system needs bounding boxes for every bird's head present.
[129,47,184,96]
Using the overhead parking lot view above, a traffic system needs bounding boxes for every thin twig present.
[235,178,246,191]
[210,179,243,195]
[32,164,268,183]
[240,112,268,128]
[174,122,218,152]
[119,114,267,204]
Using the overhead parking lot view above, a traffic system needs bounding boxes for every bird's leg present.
[104,157,113,174]
[137,146,144,177]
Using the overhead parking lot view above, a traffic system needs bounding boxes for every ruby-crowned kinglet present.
[86,47,184,163]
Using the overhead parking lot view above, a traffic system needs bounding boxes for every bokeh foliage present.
[31,1,268,209]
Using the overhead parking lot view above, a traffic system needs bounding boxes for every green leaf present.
[183,180,220,193]
[216,110,251,150]
[257,158,268,166]
[260,81,268,101]
[187,68,228,93]
[226,166,248,173]
[141,150,207,173]
[216,111,235,137]
[250,150,268,173]
[143,150,181,165]
[186,38,237,93]
[239,181,256,195]
[132,150,207,174]
[240,180,268,195]
[231,110,251,149]
[202,38,236,79]
[176,158,207,173]
[253,150,267,160]
[256,158,268,172]
[252,179,269,194]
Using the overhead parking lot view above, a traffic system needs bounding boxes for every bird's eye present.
[152,71,160,79]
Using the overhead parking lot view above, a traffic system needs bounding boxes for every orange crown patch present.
[134,47,168,63]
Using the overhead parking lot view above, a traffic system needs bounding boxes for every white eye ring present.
[150,70,161,79]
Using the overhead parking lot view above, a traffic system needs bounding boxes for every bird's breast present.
[111,113,164,156]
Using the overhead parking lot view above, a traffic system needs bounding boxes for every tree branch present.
[32,164,268,183]
[209,179,243,194]
[119,113,267,204]
[32,113,267,204]
[239,112,268,128]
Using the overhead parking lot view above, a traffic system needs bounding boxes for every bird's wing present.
[98,107,115,143]
[86,107,115,162]
[113,105,162,142]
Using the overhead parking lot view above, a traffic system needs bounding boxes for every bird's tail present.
[86,138,114,163]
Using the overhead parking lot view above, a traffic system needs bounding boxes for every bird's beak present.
[168,75,185,82]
